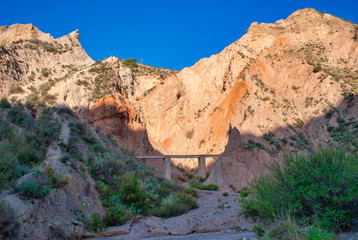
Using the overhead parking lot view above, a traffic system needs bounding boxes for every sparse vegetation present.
[242,139,265,150]
[239,189,252,198]
[89,62,114,100]
[23,39,71,53]
[0,105,61,191]
[150,193,198,218]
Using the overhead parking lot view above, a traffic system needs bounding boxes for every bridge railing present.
[136,155,220,180]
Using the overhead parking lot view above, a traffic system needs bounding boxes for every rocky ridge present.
[0,24,179,155]
[140,8,358,189]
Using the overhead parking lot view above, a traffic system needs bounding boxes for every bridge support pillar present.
[164,156,171,180]
[198,156,206,179]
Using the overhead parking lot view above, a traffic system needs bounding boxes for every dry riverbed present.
[88,190,259,239]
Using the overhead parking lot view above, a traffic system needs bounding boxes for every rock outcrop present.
[86,94,153,154]
[140,8,358,189]
[204,127,271,191]
[0,24,94,97]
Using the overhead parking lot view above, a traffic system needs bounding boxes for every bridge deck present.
[136,154,221,180]
[136,154,220,159]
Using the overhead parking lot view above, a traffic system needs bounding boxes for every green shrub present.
[151,193,198,218]
[0,98,11,109]
[88,212,105,232]
[241,147,358,230]
[92,143,104,153]
[122,58,138,68]
[14,133,40,165]
[185,187,198,197]
[119,173,152,213]
[239,189,252,198]
[253,225,265,237]
[91,152,125,184]
[104,204,131,227]
[190,183,218,191]
[19,181,51,199]
[222,192,228,197]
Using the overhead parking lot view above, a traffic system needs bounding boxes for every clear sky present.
[1,0,357,70]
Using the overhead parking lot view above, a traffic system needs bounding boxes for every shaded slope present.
[205,94,358,190]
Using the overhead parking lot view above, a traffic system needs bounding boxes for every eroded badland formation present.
[0,8,358,239]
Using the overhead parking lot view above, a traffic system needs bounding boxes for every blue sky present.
[1,0,357,70]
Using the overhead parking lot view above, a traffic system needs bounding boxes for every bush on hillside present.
[104,204,131,227]
[118,173,152,213]
[19,180,51,199]
[122,58,138,68]
[241,147,358,230]
[185,187,198,197]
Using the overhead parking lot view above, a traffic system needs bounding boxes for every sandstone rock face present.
[141,8,358,189]
[0,23,94,98]
[204,127,271,191]
[87,94,153,154]
[0,24,52,46]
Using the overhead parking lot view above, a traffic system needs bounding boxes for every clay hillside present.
[140,8,358,189]
[0,8,358,239]
[0,23,178,155]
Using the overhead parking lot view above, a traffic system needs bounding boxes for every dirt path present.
[90,190,258,239]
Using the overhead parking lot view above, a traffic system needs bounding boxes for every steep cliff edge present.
[140,8,358,188]
[0,24,178,155]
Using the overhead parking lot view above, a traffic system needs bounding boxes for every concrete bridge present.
[136,155,220,180]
